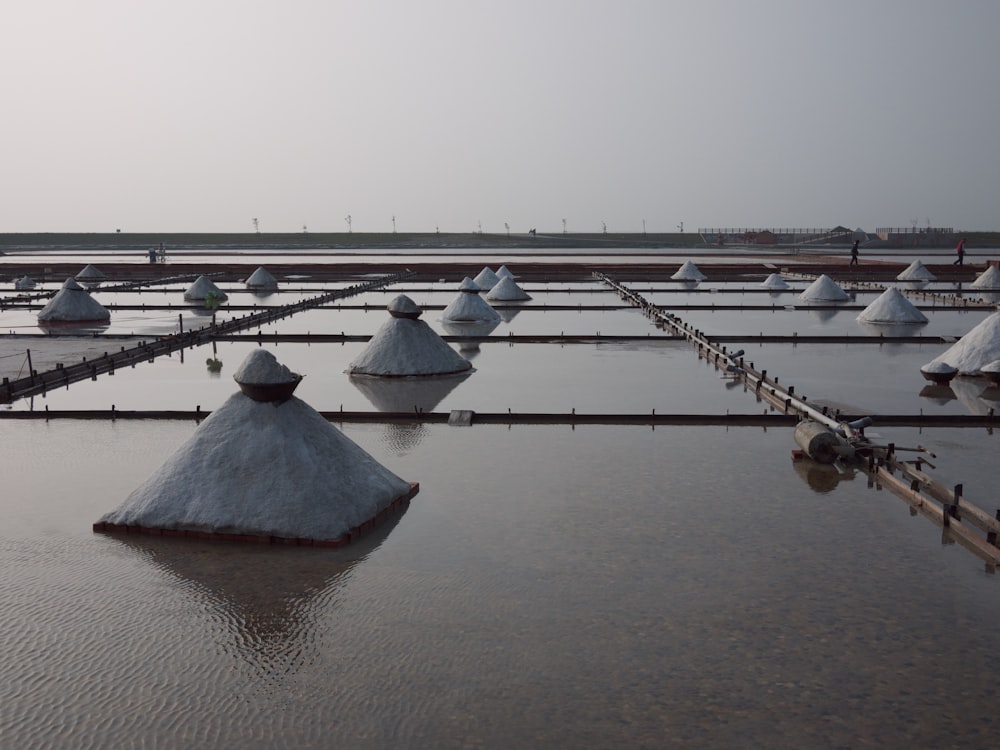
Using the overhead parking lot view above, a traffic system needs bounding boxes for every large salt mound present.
[799,274,850,302]
[185,275,228,301]
[896,260,936,281]
[473,267,500,291]
[37,278,111,323]
[925,311,1000,374]
[486,275,531,301]
[348,295,473,376]
[760,273,790,290]
[245,266,278,290]
[671,260,706,281]
[96,352,416,543]
[971,265,1000,290]
[442,278,501,323]
[857,287,928,324]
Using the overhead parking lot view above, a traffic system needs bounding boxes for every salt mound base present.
[245,266,278,290]
[486,276,531,301]
[95,349,417,544]
[37,278,110,323]
[348,295,473,376]
[185,275,228,301]
[857,287,928,325]
[896,260,936,281]
[925,311,1000,374]
[760,273,790,290]
[473,267,500,291]
[971,265,1000,290]
[671,260,706,281]
[799,274,849,302]
[442,278,501,323]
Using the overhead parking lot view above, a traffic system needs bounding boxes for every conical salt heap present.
[971,265,1000,290]
[496,265,516,279]
[75,264,106,282]
[348,295,473,376]
[473,267,500,291]
[184,275,228,301]
[924,311,1000,375]
[671,260,707,281]
[37,278,110,323]
[760,273,790,290]
[14,276,36,290]
[857,287,928,325]
[94,349,417,545]
[896,260,936,281]
[442,277,501,323]
[799,274,850,302]
[245,266,278,290]
[486,275,531,301]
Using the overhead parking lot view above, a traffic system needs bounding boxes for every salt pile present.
[671,260,707,281]
[799,274,850,302]
[924,311,1000,374]
[970,265,1000,290]
[473,267,500,291]
[75,264,106,282]
[185,275,228,302]
[857,287,928,325]
[442,277,501,323]
[37,278,110,323]
[486,275,531,301]
[14,276,35,290]
[896,260,936,281]
[760,273,790,290]
[95,349,417,544]
[245,266,278,290]
[496,265,516,279]
[347,295,473,376]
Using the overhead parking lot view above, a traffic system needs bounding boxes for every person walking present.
[850,240,859,267]
[954,238,966,266]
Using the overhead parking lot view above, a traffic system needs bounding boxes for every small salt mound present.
[75,264,106,281]
[799,274,849,302]
[472,267,500,291]
[896,260,936,281]
[348,295,472,376]
[486,276,531,301]
[671,260,706,281]
[971,265,1000,290]
[245,266,278,290]
[760,273,790,290]
[925,311,1000,374]
[37,278,111,323]
[496,265,516,279]
[14,276,35,290]
[185,275,228,301]
[442,278,500,323]
[233,348,296,384]
[857,287,928,325]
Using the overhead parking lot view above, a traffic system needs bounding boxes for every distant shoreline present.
[1,230,997,252]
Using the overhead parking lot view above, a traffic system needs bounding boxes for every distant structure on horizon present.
[699,225,958,248]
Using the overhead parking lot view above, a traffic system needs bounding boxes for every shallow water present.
[2,421,999,749]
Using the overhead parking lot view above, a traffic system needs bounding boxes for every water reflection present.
[856,321,927,339]
[441,319,500,359]
[950,377,993,416]
[918,383,956,405]
[805,307,840,323]
[349,372,470,413]
[791,457,858,494]
[106,518,402,675]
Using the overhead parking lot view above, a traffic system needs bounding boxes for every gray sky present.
[3,0,998,234]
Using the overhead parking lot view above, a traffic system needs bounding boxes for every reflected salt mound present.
[807,307,840,323]
[950,377,993,416]
[441,318,500,359]
[106,519,401,673]
[918,384,957,405]
[495,306,522,323]
[856,320,927,339]
[350,371,469,413]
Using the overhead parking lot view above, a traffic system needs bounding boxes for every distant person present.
[850,240,859,267]
[953,238,966,266]
[148,248,156,264]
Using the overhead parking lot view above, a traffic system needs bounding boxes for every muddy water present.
[2,421,999,749]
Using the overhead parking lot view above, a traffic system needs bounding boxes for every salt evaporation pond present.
[2,419,999,748]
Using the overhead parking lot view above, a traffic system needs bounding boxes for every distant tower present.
[252,217,260,234]
[677,221,684,233]
[562,218,567,234]
[504,222,510,237]
[392,215,396,233]
[345,214,352,233]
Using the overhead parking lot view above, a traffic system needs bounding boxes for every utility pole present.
[345,214,352,233]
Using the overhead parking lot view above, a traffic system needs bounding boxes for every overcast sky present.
[2,0,997,234]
